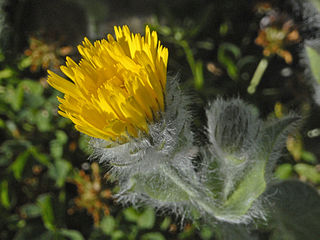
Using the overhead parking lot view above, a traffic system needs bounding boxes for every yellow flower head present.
[48,25,168,143]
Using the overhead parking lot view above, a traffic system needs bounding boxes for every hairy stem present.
[160,163,218,217]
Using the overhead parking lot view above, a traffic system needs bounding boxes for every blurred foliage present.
[0,0,320,239]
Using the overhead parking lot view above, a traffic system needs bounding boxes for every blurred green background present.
[0,0,319,239]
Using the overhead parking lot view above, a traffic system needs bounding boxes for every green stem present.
[247,58,269,94]
[179,40,204,90]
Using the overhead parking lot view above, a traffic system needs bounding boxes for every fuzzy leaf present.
[132,169,191,203]
[205,99,299,222]
[266,181,320,240]
[305,45,320,84]
[219,158,266,220]
[262,115,300,178]
[307,0,320,15]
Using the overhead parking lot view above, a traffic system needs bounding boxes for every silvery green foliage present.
[90,82,298,224]
[200,99,299,223]
[293,0,320,105]
[303,40,320,105]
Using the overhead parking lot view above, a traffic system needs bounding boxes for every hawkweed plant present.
[47,25,299,226]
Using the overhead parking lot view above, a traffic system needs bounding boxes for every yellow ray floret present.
[47,25,168,142]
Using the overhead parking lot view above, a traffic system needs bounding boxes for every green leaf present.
[100,215,116,235]
[0,68,14,79]
[137,207,155,229]
[36,110,52,132]
[50,130,68,160]
[160,217,171,230]
[218,157,266,220]
[10,150,30,180]
[6,84,24,111]
[37,194,56,231]
[305,45,320,84]
[294,163,320,184]
[20,204,42,218]
[308,0,320,14]
[123,207,140,222]
[213,222,257,240]
[13,224,51,240]
[112,230,125,239]
[29,147,50,166]
[141,232,166,240]
[194,60,204,90]
[18,56,32,70]
[300,151,317,164]
[263,115,300,177]
[0,180,11,209]
[132,171,190,203]
[266,181,320,240]
[19,80,44,106]
[59,229,85,240]
[275,163,293,180]
[48,159,72,187]
[200,226,213,240]
[218,43,241,80]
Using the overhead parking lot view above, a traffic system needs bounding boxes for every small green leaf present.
[0,180,11,209]
[112,230,125,239]
[0,68,14,79]
[29,147,50,166]
[219,158,266,220]
[218,43,241,80]
[20,204,42,218]
[10,150,30,180]
[6,85,24,111]
[194,60,204,90]
[18,56,32,70]
[36,110,51,132]
[50,130,68,160]
[123,207,139,222]
[48,159,71,187]
[275,163,293,180]
[305,45,320,84]
[200,226,213,240]
[266,181,320,240]
[37,194,55,231]
[308,0,320,12]
[137,207,155,229]
[100,215,116,235]
[160,217,171,230]
[141,232,166,240]
[13,224,51,240]
[301,151,317,164]
[59,229,85,240]
[294,163,320,183]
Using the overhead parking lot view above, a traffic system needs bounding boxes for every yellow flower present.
[47,25,168,143]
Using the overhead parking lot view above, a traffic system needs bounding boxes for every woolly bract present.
[47,25,168,143]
